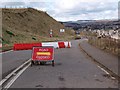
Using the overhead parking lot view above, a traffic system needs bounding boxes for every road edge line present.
[0,50,13,54]
[4,63,31,89]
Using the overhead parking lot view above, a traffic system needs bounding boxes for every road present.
[2,50,32,78]
[2,39,118,88]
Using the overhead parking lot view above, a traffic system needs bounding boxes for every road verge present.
[79,41,120,82]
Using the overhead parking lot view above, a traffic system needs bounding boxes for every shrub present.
[32,37,36,40]
[6,30,15,36]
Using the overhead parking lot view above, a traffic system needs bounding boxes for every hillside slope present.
[63,20,119,30]
[2,8,73,46]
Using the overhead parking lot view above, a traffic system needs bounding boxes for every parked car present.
[75,34,81,39]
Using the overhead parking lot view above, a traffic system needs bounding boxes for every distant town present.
[62,19,120,40]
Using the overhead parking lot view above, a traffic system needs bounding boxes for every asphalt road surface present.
[2,50,32,78]
[2,39,118,88]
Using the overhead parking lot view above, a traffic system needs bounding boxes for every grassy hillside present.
[2,8,74,47]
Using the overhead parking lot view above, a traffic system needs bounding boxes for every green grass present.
[1,46,13,52]
[6,30,15,36]
[2,8,74,48]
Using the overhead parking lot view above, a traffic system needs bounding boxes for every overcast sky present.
[0,0,119,21]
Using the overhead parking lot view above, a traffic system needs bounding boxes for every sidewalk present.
[80,39,119,76]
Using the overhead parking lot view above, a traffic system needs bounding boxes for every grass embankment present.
[88,37,120,56]
[1,8,75,51]
[1,29,74,51]
[1,27,74,51]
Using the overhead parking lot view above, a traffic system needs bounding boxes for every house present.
[96,29,120,39]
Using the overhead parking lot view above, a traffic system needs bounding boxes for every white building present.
[96,30,120,39]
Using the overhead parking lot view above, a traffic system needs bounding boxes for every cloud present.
[0,0,119,21]
[1,2,25,6]
[0,1,47,9]
[46,0,118,21]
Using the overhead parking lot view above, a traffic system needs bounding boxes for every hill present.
[63,20,119,30]
[2,8,73,47]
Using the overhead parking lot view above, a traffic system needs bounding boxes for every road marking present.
[97,65,110,75]
[97,65,116,80]
[111,77,116,80]
[0,50,13,54]
[4,63,31,89]
[0,59,31,86]
[0,59,31,89]
[80,40,118,81]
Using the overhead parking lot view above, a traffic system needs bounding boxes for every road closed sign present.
[32,46,54,61]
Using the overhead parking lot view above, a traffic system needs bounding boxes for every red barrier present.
[58,42,65,48]
[13,43,42,50]
[13,41,71,50]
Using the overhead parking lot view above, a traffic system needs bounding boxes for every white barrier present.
[42,42,59,48]
[42,41,71,48]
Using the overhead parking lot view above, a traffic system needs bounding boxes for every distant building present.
[96,29,119,39]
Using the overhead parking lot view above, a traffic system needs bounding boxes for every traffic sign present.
[60,29,65,32]
[32,46,54,61]
[49,29,53,37]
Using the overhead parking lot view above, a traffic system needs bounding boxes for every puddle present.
[58,76,65,81]
[56,63,62,66]
[35,84,43,87]
[102,74,111,78]
[95,79,103,82]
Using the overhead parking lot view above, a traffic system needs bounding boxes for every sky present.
[0,0,119,21]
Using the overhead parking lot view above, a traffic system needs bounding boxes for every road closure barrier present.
[13,43,42,50]
[13,41,72,50]
[58,42,65,48]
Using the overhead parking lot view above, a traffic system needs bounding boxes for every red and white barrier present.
[13,41,72,50]
[13,43,42,50]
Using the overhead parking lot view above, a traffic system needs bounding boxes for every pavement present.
[79,39,119,77]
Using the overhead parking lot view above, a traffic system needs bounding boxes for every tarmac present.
[79,39,119,77]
